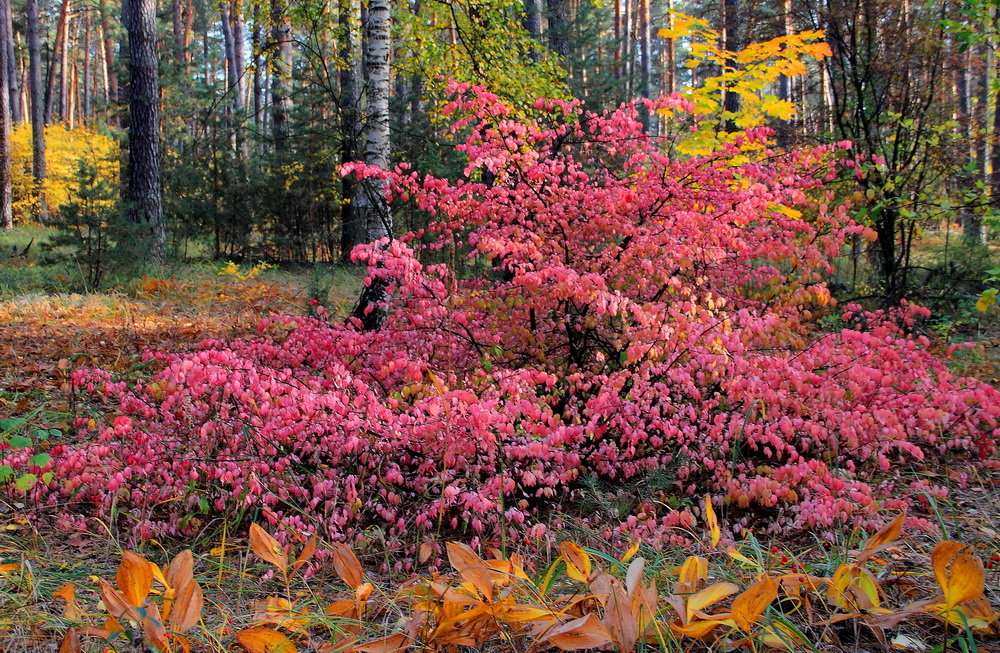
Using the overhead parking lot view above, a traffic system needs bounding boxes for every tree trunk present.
[638,0,651,129]
[524,0,542,62]
[221,2,244,113]
[0,10,11,230]
[721,0,740,128]
[251,3,263,136]
[546,0,568,63]
[270,0,293,148]
[350,0,393,329]
[777,0,794,146]
[123,0,166,260]
[661,0,674,94]
[99,0,119,104]
[26,0,46,220]
[82,10,92,124]
[45,0,71,123]
[339,0,364,259]
[0,0,19,125]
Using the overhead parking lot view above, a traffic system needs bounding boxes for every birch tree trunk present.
[350,0,393,329]
[123,0,166,260]
[360,0,391,241]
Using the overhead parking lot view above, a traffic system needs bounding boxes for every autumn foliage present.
[11,85,998,557]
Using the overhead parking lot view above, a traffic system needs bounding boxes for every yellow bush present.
[11,124,119,221]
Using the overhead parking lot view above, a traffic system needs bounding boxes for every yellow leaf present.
[167,578,204,632]
[725,546,761,569]
[559,542,592,584]
[249,524,288,574]
[731,575,777,632]
[446,542,495,600]
[236,626,296,653]
[0,563,20,575]
[669,617,733,638]
[932,541,986,610]
[704,496,721,548]
[760,96,796,120]
[619,540,641,563]
[687,582,740,616]
[675,556,708,594]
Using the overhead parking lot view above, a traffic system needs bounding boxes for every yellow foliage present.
[10,124,118,221]
[658,13,830,155]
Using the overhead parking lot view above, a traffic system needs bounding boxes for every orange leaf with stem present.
[249,524,288,574]
[329,542,364,589]
[543,614,613,651]
[856,513,905,563]
[446,542,494,600]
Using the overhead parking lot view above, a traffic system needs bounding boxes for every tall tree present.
[123,0,166,259]
[0,0,19,125]
[350,0,392,328]
[270,0,293,148]
[26,0,46,220]
[0,3,11,230]
[339,0,364,257]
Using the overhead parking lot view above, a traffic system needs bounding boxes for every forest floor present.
[0,227,997,651]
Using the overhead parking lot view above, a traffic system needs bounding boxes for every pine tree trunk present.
[270,0,293,148]
[662,0,674,94]
[123,0,166,260]
[45,0,70,123]
[82,10,92,124]
[0,0,19,125]
[524,0,542,62]
[252,4,263,136]
[26,0,46,220]
[546,0,568,62]
[99,0,119,104]
[0,11,11,230]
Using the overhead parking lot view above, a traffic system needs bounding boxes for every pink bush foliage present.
[21,85,999,555]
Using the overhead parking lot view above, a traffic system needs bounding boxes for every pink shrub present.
[21,85,999,557]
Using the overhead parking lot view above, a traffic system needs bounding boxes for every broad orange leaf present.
[604,580,638,652]
[559,542,592,583]
[236,626,297,653]
[166,550,194,590]
[249,524,288,573]
[116,551,153,607]
[731,575,777,632]
[446,542,494,600]
[669,617,733,638]
[543,614,613,651]
[931,541,986,609]
[167,578,204,632]
[329,542,364,589]
[142,601,170,650]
